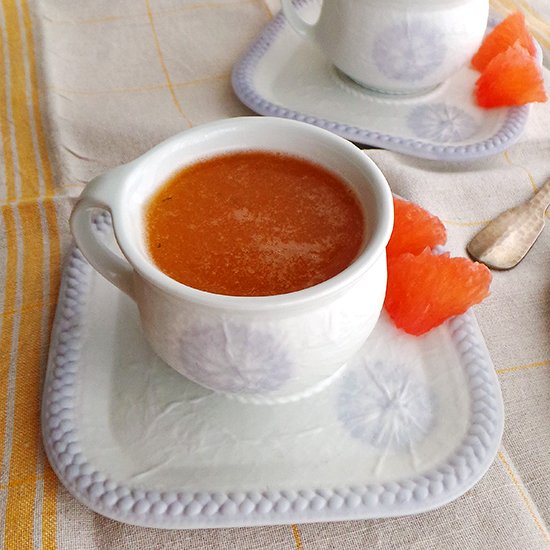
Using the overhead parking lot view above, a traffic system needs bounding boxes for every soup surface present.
[145,151,365,296]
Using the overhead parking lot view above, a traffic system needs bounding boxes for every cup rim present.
[111,117,394,311]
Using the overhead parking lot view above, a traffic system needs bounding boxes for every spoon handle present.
[528,179,550,212]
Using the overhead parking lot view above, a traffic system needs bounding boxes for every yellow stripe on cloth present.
[0,6,15,202]
[19,0,61,544]
[1,0,39,199]
[0,0,61,548]
[291,524,304,550]
[21,0,57,198]
[0,0,22,537]
[498,451,550,546]
[4,205,45,550]
[496,359,550,375]
[0,209,18,491]
[145,0,193,126]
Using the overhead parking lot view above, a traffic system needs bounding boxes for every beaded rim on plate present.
[42,215,504,529]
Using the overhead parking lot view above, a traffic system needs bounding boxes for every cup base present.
[334,67,442,99]
[216,361,350,405]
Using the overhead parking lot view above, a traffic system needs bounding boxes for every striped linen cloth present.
[1,0,550,548]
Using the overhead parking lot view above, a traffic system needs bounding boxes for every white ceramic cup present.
[282,0,489,94]
[70,117,393,404]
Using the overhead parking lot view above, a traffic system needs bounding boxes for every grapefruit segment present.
[475,43,547,108]
[472,11,537,72]
[387,196,446,257]
[384,249,492,336]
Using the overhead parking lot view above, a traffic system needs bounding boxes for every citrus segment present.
[384,249,492,336]
[475,43,547,108]
[472,11,537,72]
[387,197,446,257]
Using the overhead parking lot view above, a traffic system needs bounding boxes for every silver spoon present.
[467,179,550,270]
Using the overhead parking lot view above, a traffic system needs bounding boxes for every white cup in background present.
[282,0,489,95]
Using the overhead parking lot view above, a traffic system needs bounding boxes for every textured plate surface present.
[42,219,504,529]
[232,3,530,161]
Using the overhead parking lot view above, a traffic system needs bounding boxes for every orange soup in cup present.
[145,151,365,296]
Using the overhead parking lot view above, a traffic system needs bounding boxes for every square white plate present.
[42,220,504,528]
[232,3,532,161]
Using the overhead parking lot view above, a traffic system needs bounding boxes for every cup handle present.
[281,0,317,40]
[70,166,135,300]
